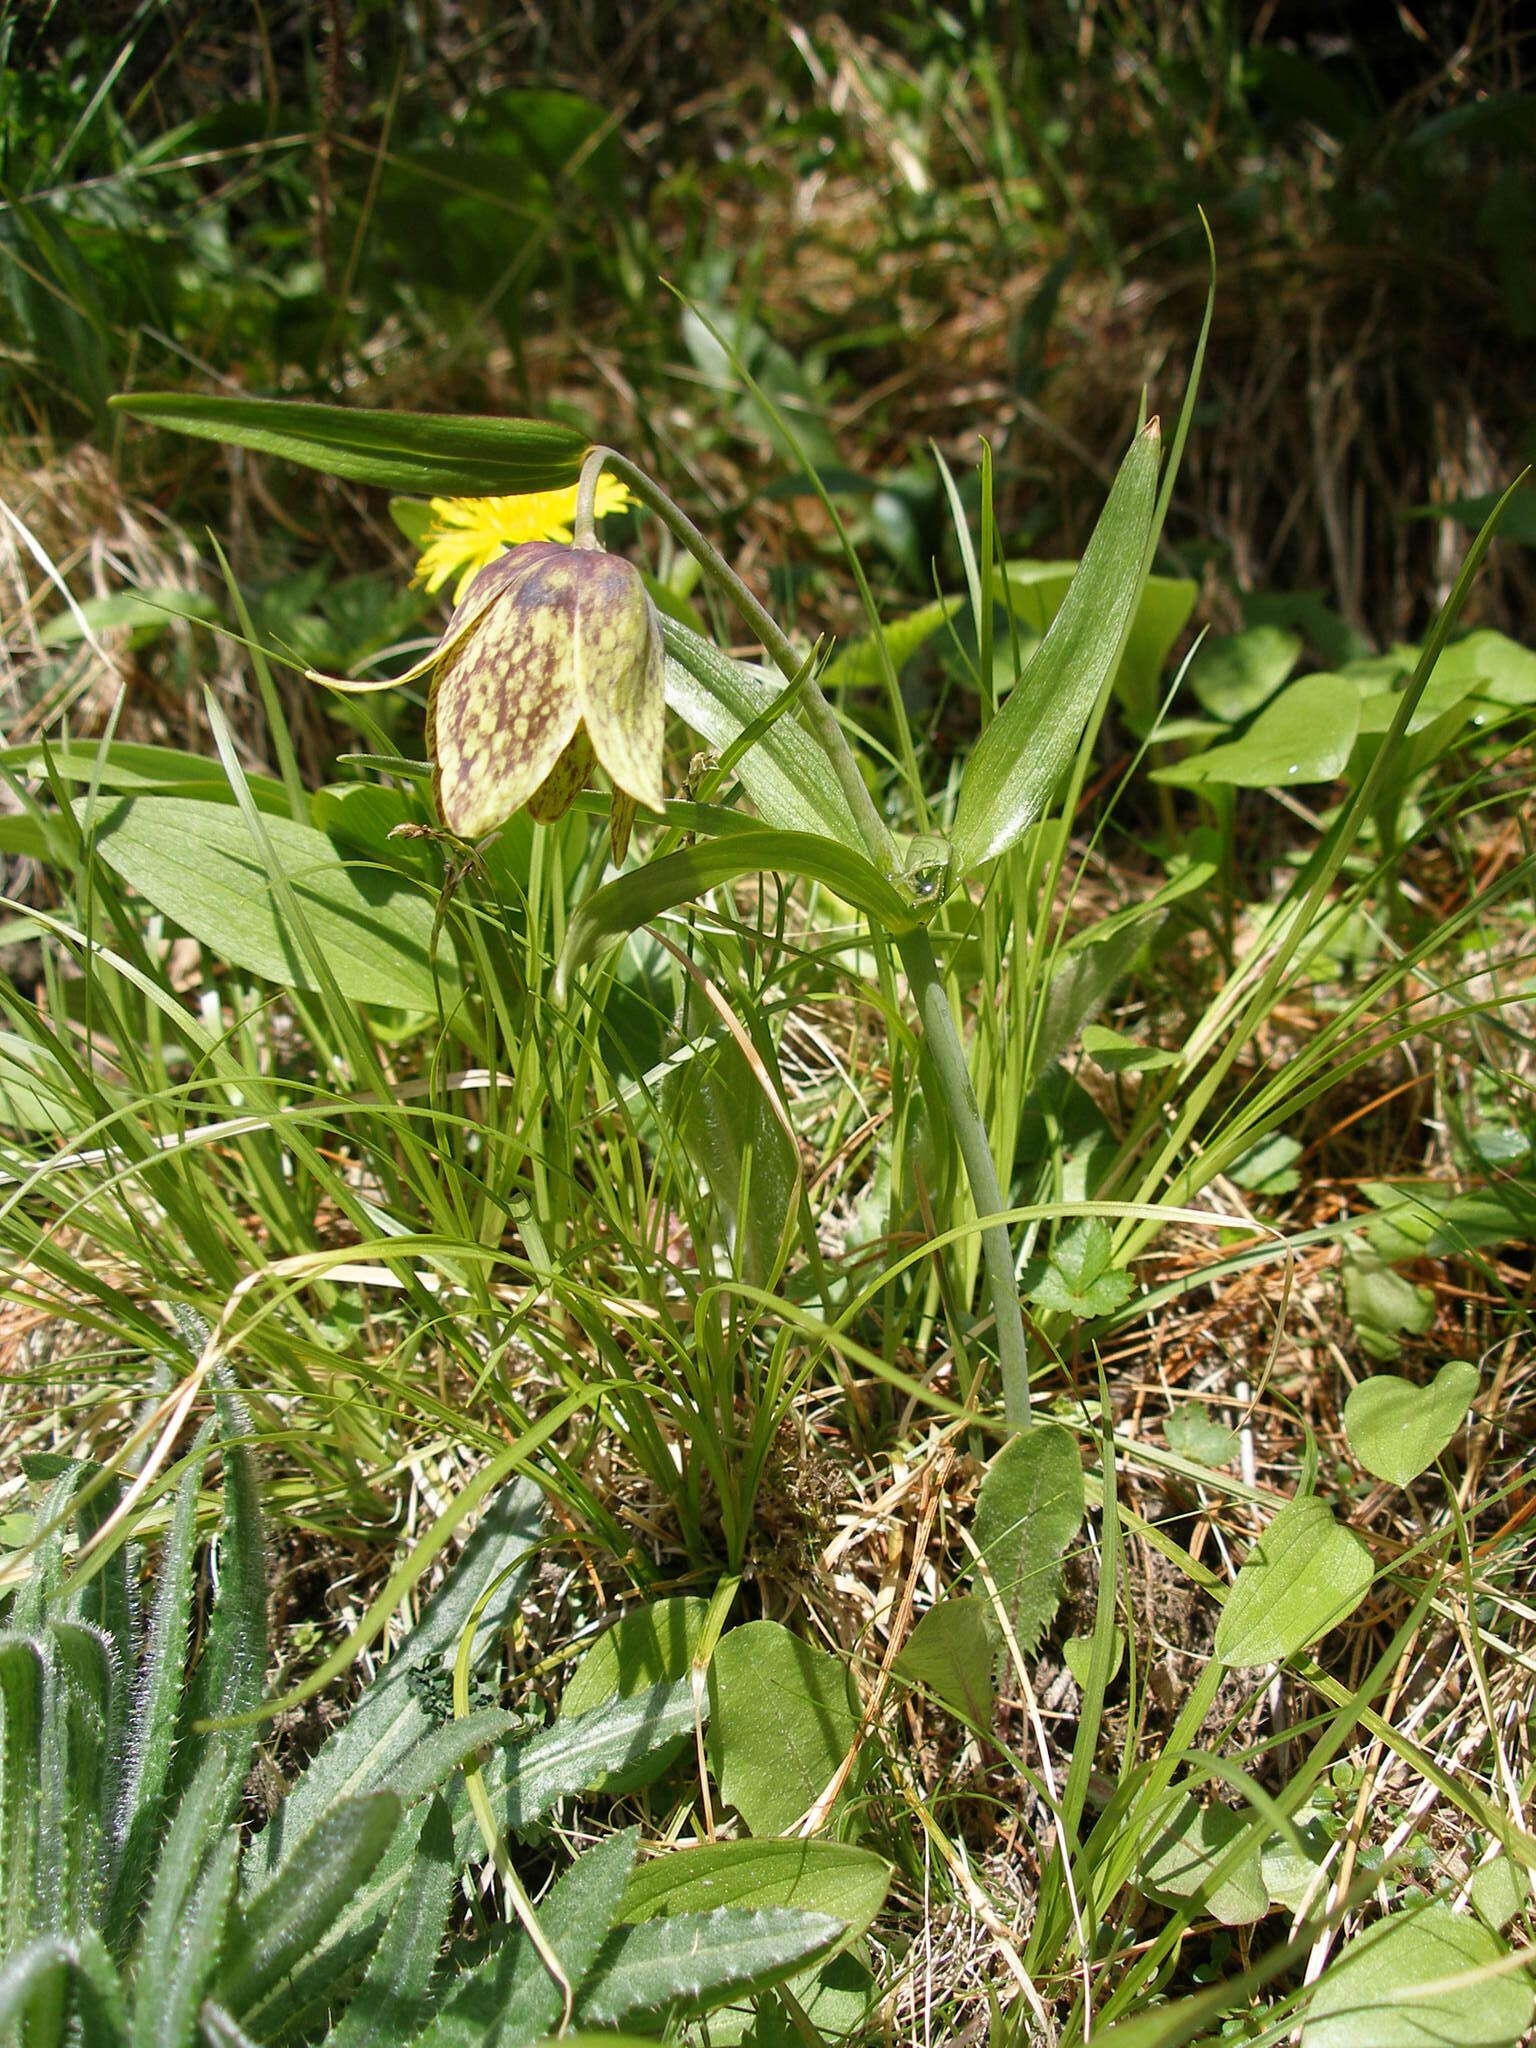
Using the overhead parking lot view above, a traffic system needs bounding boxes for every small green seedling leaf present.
[1302,1901,1533,2048]
[1164,1406,1241,1469]
[1141,1799,1268,1926]
[894,1598,996,1724]
[1027,1218,1133,1318]
[1227,1132,1303,1195]
[1343,1360,1479,1488]
[707,1623,859,1838]
[1062,1628,1124,1690]
[973,1424,1085,1662]
[1214,1495,1373,1668]
[1342,1247,1436,1362]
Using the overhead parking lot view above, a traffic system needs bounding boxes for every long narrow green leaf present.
[952,421,1161,875]
[109,394,587,495]
[661,619,862,844]
[321,1797,457,2048]
[254,1477,543,1879]
[129,1745,241,2045]
[218,1793,402,2025]
[0,1635,45,1954]
[0,1932,130,2046]
[558,830,913,994]
[108,1421,214,1947]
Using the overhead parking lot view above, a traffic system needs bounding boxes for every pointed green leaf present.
[557,831,914,993]
[1154,672,1361,789]
[1141,1798,1267,1926]
[620,1838,889,1946]
[575,1907,843,2027]
[562,1598,709,1721]
[111,394,587,496]
[893,1598,996,1724]
[322,1797,456,2048]
[952,423,1160,875]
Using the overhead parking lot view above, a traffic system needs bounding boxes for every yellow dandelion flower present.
[414,478,632,601]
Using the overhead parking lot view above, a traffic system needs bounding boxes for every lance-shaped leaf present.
[557,829,916,993]
[952,421,1161,876]
[109,394,587,495]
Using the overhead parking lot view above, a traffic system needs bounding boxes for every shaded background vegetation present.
[4,0,1531,711]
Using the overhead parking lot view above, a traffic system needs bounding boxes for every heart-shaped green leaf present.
[1154,671,1361,789]
[1214,1495,1373,1669]
[1344,1359,1479,1487]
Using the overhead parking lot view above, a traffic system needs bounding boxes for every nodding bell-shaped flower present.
[426,539,665,863]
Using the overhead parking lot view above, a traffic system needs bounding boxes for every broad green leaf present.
[1187,625,1302,722]
[1360,1178,1536,1262]
[1227,1132,1303,1195]
[557,830,915,992]
[621,1838,889,1946]
[1154,672,1360,788]
[1344,1360,1479,1487]
[707,1622,859,1838]
[1164,1407,1240,1469]
[1141,1799,1268,1926]
[952,422,1160,876]
[671,1024,797,1292]
[562,1597,709,1720]
[575,1907,843,2026]
[1033,914,1167,1084]
[111,393,587,495]
[1342,1247,1435,1362]
[660,618,862,844]
[972,1424,1085,1660]
[894,1597,995,1724]
[0,1034,76,1133]
[1259,1811,1332,1914]
[1214,1495,1373,1668]
[1469,1854,1528,1933]
[1428,627,1536,705]
[1302,1901,1533,2048]
[75,796,452,1011]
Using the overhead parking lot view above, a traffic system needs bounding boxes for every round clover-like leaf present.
[1343,1360,1479,1488]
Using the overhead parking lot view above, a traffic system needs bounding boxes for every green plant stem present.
[898,929,1030,1426]
[591,447,1030,1425]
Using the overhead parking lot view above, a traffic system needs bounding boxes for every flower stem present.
[592,446,1030,1424]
